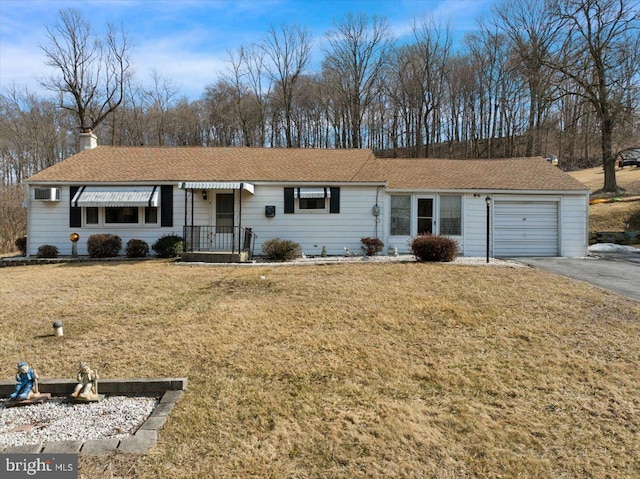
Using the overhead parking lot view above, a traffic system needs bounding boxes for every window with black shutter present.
[284,186,340,214]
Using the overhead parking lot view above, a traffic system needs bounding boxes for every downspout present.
[238,183,243,254]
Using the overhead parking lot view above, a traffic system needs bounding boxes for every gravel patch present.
[0,396,158,447]
[179,255,525,267]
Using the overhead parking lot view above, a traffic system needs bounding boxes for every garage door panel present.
[494,201,558,256]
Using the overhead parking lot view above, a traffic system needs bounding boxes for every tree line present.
[1,0,639,193]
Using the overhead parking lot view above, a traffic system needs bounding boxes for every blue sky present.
[0,0,497,101]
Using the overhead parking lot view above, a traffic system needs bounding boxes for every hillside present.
[568,166,640,232]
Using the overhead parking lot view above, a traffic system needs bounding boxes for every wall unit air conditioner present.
[33,187,61,201]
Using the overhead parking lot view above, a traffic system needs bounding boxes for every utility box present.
[265,205,276,217]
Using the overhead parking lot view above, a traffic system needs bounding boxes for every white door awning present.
[179,182,255,194]
[295,187,330,198]
[72,186,159,207]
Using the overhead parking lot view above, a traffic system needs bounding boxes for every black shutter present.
[284,187,294,214]
[160,185,173,227]
[69,186,81,227]
[330,187,340,214]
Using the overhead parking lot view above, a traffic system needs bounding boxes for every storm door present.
[215,193,234,250]
[417,198,434,235]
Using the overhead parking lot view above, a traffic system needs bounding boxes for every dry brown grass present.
[1,260,639,478]
[589,201,640,232]
[568,165,640,198]
[569,166,640,232]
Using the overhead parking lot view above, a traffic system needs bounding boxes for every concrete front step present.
[180,251,250,263]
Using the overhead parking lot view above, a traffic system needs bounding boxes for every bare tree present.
[242,45,270,146]
[0,86,70,184]
[0,184,27,253]
[40,8,133,136]
[494,0,558,157]
[546,0,640,192]
[225,48,264,147]
[261,24,312,147]
[323,13,393,148]
[388,17,451,157]
[145,70,180,146]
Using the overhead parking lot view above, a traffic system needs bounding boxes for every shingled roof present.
[27,146,588,192]
[378,157,589,191]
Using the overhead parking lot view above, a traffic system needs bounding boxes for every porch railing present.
[183,226,256,256]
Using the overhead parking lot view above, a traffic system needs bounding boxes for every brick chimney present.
[79,131,98,150]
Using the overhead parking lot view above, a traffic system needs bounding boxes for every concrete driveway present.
[514,252,640,302]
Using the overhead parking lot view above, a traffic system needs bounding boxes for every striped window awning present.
[295,187,330,199]
[178,182,255,194]
[72,186,159,207]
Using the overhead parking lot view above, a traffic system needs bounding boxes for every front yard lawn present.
[1,261,638,478]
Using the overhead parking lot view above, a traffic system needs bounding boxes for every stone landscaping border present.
[0,377,187,455]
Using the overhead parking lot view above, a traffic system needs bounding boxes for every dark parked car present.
[617,148,640,168]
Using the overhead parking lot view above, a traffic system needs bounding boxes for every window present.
[145,207,158,224]
[216,193,234,232]
[296,188,328,212]
[85,207,99,225]
[284,187,340,214]
[417,198,434,234]
[439,195,462,235]
[390,195,411,235]
[299,197,326,210]
[82,206,159,226]
[105,207,138,224]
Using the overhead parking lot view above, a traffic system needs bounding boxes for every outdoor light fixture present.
[52,321,63,337]
[485,196,492,263]
[202,190,208,201]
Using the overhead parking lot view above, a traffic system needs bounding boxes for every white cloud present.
[1,0,498,101]
[133,47,228,100]
[0,40,50,96]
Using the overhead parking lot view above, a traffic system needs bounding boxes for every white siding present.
[384,193,465,255]
[394,192,589,258]
[27,187,72,256]
[559,195,589,257]
[240,185,382,256]
[27,184,588,259]
[27,184,381,257]
[461,194,490,257]
[27,185,186,256]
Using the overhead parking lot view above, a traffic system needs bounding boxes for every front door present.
[417,198,434,235]
[215,193,234,250]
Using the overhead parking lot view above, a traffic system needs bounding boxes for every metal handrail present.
[183,225,256,256]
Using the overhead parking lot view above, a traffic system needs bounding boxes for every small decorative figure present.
[6,361,50,407]
[10,361,39,400]
[70,361,102,402]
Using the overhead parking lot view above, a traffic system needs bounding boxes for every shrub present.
[87,234,122,258]
[126,239,149,258]
[36,244,59,258]
[360,237,384,256]
[409,234,458,262]
[15,236,27,256]
[152,234,183,258]
[261,238,301,261]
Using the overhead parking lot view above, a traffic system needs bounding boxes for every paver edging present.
[0,377,187,456]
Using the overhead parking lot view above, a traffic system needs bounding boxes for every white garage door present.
[494,201,558,256]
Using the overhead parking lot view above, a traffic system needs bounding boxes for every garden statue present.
[6,361,50,407]
[70,361,102,402]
